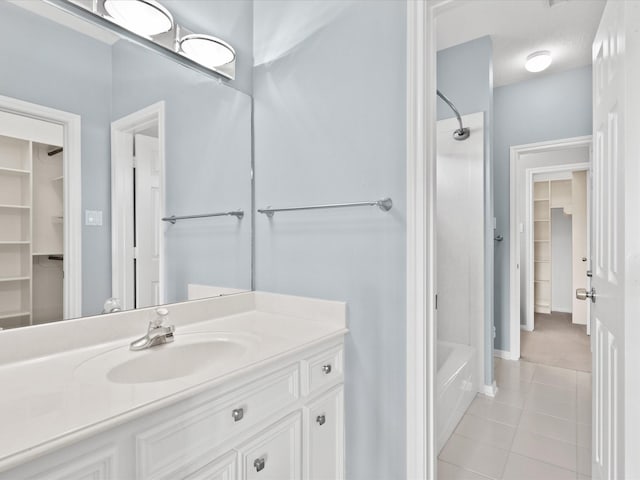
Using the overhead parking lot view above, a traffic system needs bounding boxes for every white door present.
[589,2,640,478]
[134,134,161,308]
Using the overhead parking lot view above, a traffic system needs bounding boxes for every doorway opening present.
[0,95,81,327]
[508,136,591,363]
[111,102,165,311]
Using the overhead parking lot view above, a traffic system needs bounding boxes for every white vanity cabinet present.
[0,339,344,480]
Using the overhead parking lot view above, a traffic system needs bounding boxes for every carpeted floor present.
[521,312,591,372]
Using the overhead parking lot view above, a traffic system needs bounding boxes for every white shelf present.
[0,204,30,210]
[0,241,30,245]
[0,310,30,321]
[0,167,30,176]
[52,176,63,182]
[0,276,30,283]
[32,252,63,256]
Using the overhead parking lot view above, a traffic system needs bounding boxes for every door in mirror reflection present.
[111,104,165,311]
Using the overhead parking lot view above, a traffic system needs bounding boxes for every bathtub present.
[437,341,476,453]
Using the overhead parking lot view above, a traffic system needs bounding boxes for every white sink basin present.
[75,332,259,385]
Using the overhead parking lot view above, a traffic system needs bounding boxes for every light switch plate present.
[85,210,103,226]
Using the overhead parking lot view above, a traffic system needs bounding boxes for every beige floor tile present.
[518,410,577,444]
[501,453,576,480]
[532,364,577,389]
[454,414,516,450]
[527,382,576,406]
[439,434,509,480]
[577,371,592,391]
[511,428,577,471]
[577,422,591,448]
[495,376,532,394]
[493,385,527,409]
[437,460,492,480]
[495,359,536,385]
[577,446,592,476]
[577,395,592,425]
[466,396,523,427]
[524,392,577,422]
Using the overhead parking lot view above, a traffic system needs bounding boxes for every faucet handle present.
[150,307,169,328]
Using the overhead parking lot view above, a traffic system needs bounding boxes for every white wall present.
[437,112,485,386]
[551,208,573,312]
[437,36,494,386]
[253,2,406,478]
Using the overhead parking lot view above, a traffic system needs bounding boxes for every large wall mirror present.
[0,0,252,330]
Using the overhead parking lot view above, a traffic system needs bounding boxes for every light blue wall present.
[111,41,252,302]
[437,37,493,121]
[437,37,494,385]
[493,66,592,350]
[253,1,406,478]
[0,2,113,316]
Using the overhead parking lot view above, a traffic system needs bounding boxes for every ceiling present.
[436,0,606,87]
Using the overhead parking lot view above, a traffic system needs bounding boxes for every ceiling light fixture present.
[525,50,553,73]
[179,34,236,68]
[103,0,174,37]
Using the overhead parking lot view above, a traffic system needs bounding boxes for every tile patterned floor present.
[438,358,592,480]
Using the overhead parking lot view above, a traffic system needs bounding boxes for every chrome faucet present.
[130,308,175,351]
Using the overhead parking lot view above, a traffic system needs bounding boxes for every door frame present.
[111,101,165,310]
[405,1,436,478]
[508,136,591,360]
[0,94,82,320]
[525,163,590,330]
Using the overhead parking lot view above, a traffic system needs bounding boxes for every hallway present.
[521,312,591,372]
[438,358,591,479]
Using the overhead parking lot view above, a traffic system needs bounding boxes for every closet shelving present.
[0,135,63,329]
[533,181,551,314]
[533,179,573,315]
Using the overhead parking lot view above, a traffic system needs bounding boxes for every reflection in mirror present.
[0,1,252,329]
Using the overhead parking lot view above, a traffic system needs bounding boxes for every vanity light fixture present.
[179,34,236,68]
[525,50,553,73]
[103,0,174,37]
[67,0,237,79]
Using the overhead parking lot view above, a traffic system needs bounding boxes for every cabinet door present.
[184,451,237,480]
[239,412,302,480]
[306,386,344,480]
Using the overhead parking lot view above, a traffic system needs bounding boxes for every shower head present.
[453,127,470,141]
[436,89,470,141]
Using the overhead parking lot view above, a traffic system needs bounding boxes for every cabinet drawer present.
[304,346,343,395]
[136,364,300,480]
[238,412,302,480]
[306,386,344,480]
[184,451,237,480]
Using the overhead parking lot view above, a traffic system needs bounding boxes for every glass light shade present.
[104,0,174,37]
[179,34,236,68]
[525,51,552,73]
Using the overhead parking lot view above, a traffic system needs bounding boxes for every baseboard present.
[494,349,515,360]
[520,324,533,332]
[480,381,498,397]
[552,308,572,314]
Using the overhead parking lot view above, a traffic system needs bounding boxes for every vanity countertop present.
[0,292,347,472]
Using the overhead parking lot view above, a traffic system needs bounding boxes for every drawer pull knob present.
[254,457,266,472]
[322,364,332,374]
[232,407,244,422]
[316,414,326,426]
